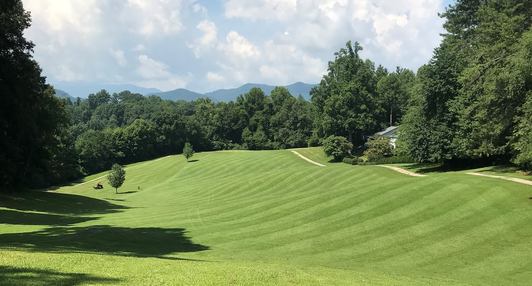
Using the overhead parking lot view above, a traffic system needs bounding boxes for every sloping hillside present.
[0,148,531,285]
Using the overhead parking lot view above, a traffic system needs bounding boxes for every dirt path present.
[379,165,426,177]
[467,172,532,186]
[291,150,326,167]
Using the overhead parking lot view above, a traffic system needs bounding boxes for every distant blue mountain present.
[151,88,204,101]
[54,88,74,100]
[51,82,161,98]
[155,82,317,102]
[51,81,317,102]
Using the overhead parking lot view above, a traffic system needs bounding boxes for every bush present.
[342,157,359,165]
[307,133,321,147]
[512,95,532,170]
[183,142,194,161]
[363,135,393,161]
[323,135,353,161]
[359,155,413,165]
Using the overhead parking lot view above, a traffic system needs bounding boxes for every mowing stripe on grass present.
[2,149,531,285]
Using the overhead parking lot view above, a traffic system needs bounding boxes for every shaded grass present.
[0,266,120,286]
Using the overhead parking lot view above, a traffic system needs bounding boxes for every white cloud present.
[110,49,127,66]
[23,0,101,42]
[220,31,260,60]
[54,64,84,82]
[192,2,207,14]
[125,0,183,37]
[225,0,297,21]
[188,20,218,57]
[136,55,187,90]
[197,20,218,46]
[133,44,146,52]
[137,55,169,79]
[223,0,444,70]
[206,72,224,82]
[22,0,447,92]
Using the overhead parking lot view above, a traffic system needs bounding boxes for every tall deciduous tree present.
[311,41,380,146]
[323,135,353,161]
[451,1,531,159]
[376,67,415,127]
[0,0,66,189]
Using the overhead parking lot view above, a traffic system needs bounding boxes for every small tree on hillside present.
[323,135,353,161]
[107,163,126,194]
[183,142,194,162]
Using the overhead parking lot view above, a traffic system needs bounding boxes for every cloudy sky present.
[23,0,454,93]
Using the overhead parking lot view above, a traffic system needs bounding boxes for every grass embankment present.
[1,149,531,285]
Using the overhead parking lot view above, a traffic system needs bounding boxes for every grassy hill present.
[0,148,531,285]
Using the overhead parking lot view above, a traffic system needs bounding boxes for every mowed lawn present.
[1,148,531,285]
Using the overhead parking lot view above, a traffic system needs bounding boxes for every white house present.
[374,126,399,148]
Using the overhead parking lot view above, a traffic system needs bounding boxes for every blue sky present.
[23,0,454,93]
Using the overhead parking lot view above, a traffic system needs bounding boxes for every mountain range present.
[53,82,316,102]
[52,82,161,99]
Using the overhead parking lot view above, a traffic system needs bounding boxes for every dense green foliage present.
[183,142,194,161]
[0,0,68,189]
[322,135,353,161]
[342,156,359,165]
[107,163,126,193]
[63,86,313,175]
[1,83,313,189]
[513,94,532,168]
[401,0,532,169]
[1,149,530,285]
[311,42,416,147]
[363,136,393,161]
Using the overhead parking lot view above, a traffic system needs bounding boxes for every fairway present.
[1,148,531,285]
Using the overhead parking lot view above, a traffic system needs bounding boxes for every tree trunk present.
[115,187,118,194]
[389,106,393,127]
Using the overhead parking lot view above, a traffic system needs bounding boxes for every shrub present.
[183,142,194,161]
[359,155,413,165]
[342,157,359,165]
[363,136,393,161]
[323,135,353,161]
[307,133,321,147]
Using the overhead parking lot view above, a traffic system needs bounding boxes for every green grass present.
[1,149,531,285]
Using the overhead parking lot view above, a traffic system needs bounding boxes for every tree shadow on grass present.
[0,266,120,285]
[399,163,445,173]
[0,225,209,260]
[406,163,532,175]
[117,191,137,195]
[0,191,127,215]
[476,165,531,176]
[0,210,95,226]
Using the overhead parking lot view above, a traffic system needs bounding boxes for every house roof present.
[375,126,399,137]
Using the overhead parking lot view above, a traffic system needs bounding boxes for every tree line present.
[400,0,531,168]
[1,0,530,191]
[63,86,314,177]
